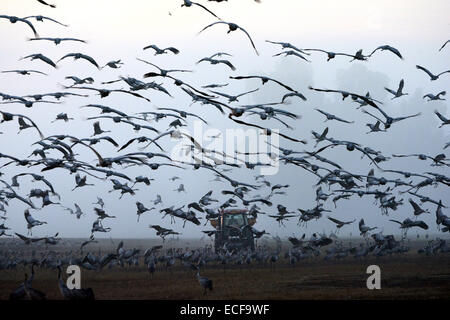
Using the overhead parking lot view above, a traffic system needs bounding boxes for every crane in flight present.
[198,21,259,55]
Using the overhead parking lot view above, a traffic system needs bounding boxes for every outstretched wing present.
[149,225,162,232]
[379,45,403,59]
[398,79,405,92]
[164,47,180,55]
[282,92,307,102]
[319,127,329,140]
[236,88,259,98]
[327,216,343,225]
[209,90,231,99]
[220,59,236,71]
[119,137,143,151]
[266,77,296,92]
[198,21,227,34]
[434,110,448,122]
[394,112,421,122]
[15,232,30,241]
[408,198,421,211]
[80,54,100,69]
[101,136,119,147]
[237,25,259,55]
[369,47,381,56]
[18,114,44,139]
[192,2,220,19]
[17,17,39,37]
[188,202,204,212]
[37,0,56,8]
[416,65,434,78]
[437,70,450,77]
[414,221,429,230]
[315,108,329,117]
[384,87,396,96]
[34,54,57,68]
[439,40,450,51]
[389,219,402,225]
[113,89,151,102]
[143,44,158,51]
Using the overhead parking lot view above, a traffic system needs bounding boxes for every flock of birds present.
[0,0,449,299]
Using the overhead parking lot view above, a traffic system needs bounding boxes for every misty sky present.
[0,0,449,240]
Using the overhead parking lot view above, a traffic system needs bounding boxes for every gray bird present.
[416,65,450,81]
[384,79,408,99]
[423,91,446,101]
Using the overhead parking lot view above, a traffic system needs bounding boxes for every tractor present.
[210,209,256,252]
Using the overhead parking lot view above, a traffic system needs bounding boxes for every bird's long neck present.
[23,274,30,295]
[57,267,64,287]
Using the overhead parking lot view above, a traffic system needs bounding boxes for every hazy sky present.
[0,0,449,240]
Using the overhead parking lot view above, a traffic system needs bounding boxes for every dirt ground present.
[1,239,449,299]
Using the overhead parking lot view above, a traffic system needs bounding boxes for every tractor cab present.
[210,209,256,252]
